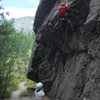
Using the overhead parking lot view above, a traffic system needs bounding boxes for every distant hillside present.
[13,16,34,33]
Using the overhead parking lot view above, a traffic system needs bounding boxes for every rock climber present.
[53,1,69,29]
[58,1,69,18]
[53,0,74,54]
[34,82,45,100]
[57,0,74,31]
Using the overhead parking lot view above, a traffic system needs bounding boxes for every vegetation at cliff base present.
[0,10,35,100]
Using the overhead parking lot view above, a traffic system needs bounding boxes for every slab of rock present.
[27,0,100,100]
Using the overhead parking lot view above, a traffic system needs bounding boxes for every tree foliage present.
[0,1,35,99]
[0,20,34,99]
[0,13,34,100]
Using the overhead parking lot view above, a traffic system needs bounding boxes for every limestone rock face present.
[27,0,100,100]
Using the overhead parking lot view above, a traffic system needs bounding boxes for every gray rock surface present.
[27,0,100,100]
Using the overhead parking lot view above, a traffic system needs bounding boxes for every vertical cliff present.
[27,0,100,100]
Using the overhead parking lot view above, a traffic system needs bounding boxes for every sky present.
[0,0,40,19]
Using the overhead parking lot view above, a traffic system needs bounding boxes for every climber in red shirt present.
[53,1,69,29]
[58,2,69,18]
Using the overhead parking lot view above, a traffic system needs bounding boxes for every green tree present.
[0,20,16,99]
[0,20,34,99]
[0,2,35,99]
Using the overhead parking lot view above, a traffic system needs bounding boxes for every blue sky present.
[1,0,39,19]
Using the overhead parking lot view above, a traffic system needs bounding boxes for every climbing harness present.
[58,0,69,17]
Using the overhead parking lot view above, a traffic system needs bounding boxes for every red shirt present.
[58,3,69,17]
